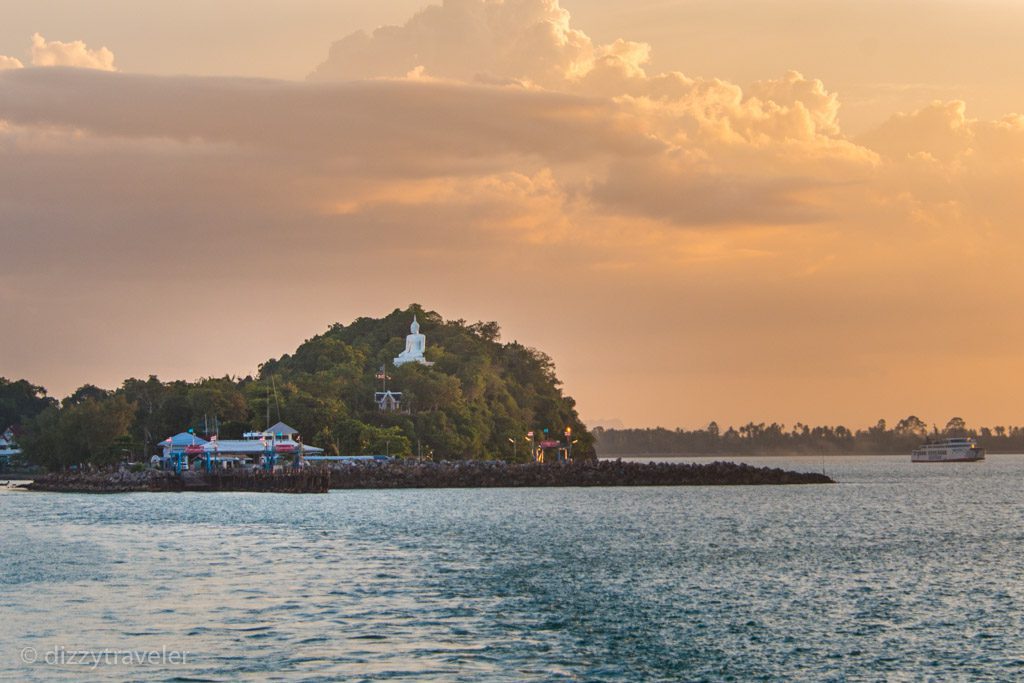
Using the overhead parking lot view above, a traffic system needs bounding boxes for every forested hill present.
[595,417,1024,456]
[9,305,594,468]
[259,306,593,459]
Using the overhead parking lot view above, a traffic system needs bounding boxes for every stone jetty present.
[22,459,832,493]
[328,459,834,488]
[24,468,330,494]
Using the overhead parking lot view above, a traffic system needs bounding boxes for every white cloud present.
[0,55,23,70]
[304,0,880,228]
[30,33,116,71]
[307,0,845,148]
[309,0,592,86]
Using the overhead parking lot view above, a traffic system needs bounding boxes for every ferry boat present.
[911,437,985,463]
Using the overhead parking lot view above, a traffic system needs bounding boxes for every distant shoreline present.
[601,451,1024,458]
[599,452,902,458]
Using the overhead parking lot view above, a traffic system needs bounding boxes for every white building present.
[375,390,403,412]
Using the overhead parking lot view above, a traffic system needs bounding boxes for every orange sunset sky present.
[1,0,1023,430]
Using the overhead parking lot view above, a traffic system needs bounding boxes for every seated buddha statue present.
[393,315,431,366]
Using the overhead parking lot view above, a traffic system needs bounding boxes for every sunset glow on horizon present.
[2,0,1023,430]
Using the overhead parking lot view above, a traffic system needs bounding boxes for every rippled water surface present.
[3,455,1024,681]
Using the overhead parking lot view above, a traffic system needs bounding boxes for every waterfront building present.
[153,432,208,471]
[393,315,433,367]
[0,426,22,468]
[155,422,324,471]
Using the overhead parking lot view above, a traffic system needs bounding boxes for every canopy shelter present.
[266,422,299,437]
[156,432,207,473]
[156,426,324,473]
[158,432,209,451]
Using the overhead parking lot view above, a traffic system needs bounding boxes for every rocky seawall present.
[21,460,832,493]
[328,460,834,488]
[24,469,330,493]
[23,469,173,493]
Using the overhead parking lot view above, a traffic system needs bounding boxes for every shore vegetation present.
[595,417,1024,456]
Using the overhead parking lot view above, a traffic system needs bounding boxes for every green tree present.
[21,395,135,469]
[59,395,137,467]
[0,378,57,427]
[64,384,112,406]
[944,416,968,437]
[19,406,64,469]
[895,415,928,438]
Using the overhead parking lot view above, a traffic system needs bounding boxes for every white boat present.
[911,437,985,463]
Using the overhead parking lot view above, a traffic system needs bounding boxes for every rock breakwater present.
[328,460,834,488]
[24,468,330,493]
[22,460,832,493]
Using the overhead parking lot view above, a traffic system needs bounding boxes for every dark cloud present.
[0,67,658,166]
[594,157,828,227]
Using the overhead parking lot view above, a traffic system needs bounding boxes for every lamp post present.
[206,434,216,473]
[527,431,536,462]
[262,435,273,472]
[565,426,573,463]
[507,437,516,461]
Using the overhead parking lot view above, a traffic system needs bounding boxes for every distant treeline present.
[594,417,1024,456]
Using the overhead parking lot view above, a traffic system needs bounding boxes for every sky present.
[1,0,1023,430]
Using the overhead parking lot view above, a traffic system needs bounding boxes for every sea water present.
[2,455,1023,681]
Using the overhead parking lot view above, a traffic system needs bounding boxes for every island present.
[2,305,833,491]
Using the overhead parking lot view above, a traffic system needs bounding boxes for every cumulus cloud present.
[308,0,845,145]
[0,55,23,70]
[309,0,592,86]
[307,1,879,227]
[746,70,841,137]
[853,99,1024,246]
[29,33,116,71]
[860,100,973,161]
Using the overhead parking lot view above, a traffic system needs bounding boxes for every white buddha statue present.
[394,315,431,367]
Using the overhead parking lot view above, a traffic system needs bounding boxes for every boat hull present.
[911,449,985,463]
[911,457,985,463]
